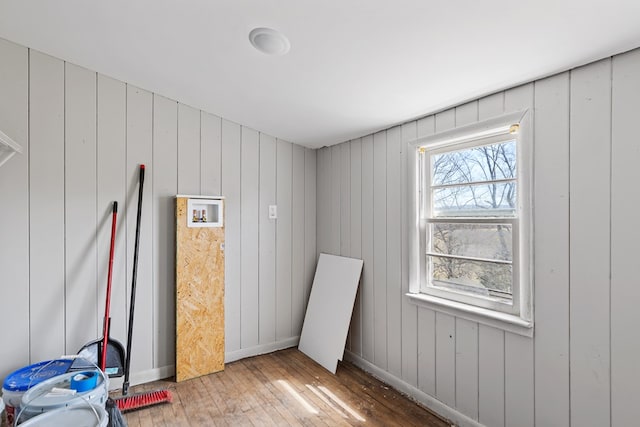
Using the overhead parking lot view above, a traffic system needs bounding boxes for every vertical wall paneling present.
[533,73,570,426]
[360,135,375,362]
[201,112,222,196]
[240,127,259,348]
[276,139,293,340]
[372,131,387,369]
[8,36,640,427]
[570,59,612,427]
[435,109,455,131]
[258,134,277,344]
[386,126,402,377]
[400,121,418,387]
[476,91,506,426]
[0,38,315,384]
[0,40,29,376]
[349,139,362,258]
[455,319,479,420]
[304,149,317,308]
[339,141,353,363]
[125,85,153,372]
[316,147,331,255]
[504,83,535,427]
[433,110,456,408]
[291,144,305,335]
[65,63,98,354]
[478,92,505,118]
[611,49,640,427]
[417,307,436,396]
[349,138,363,356]
[435,311,456,408]
[221,119,241,352]
[453,101,480,420]
[96,75,127,359]
[417,115,436,136]
[29,51,65,361]
[416,115,436,396]
[504,334,534,427]
[455,100,479,126]
[305,44,640,427]
[478,325,505,427]
[177,103,201,195]
[330,145,341,255]
[340,142,352,349]
[340,143,351,257]
[152,94,178,368]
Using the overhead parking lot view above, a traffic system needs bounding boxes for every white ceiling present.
[1,1,639,148]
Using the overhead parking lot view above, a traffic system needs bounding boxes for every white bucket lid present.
[16,404,108,427]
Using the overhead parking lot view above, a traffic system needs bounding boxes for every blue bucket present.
[2,359,72,425]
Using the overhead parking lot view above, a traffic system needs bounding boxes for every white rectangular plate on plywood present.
[298,253,363,374]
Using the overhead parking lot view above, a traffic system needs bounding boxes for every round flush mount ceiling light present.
[249,27,291,55]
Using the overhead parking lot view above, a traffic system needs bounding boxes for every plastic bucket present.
[2,360,72,425]
[18,369,108,422]
[16,404,108,427]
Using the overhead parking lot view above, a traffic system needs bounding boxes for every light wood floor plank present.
[111,348,449,426]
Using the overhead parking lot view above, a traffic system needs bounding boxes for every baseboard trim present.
[225,336,300,363]
[107,338,301,391]
[108,365,175,391]
[344,350,483,427]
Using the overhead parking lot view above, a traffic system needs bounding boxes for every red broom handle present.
[101,201,118,371]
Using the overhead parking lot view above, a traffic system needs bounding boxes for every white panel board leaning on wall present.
[299,253,363,373]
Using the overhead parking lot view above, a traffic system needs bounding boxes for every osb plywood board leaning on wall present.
[175,196,225,382]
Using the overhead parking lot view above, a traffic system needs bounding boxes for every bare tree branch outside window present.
[428,140,516,299]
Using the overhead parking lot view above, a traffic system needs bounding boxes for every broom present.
[114,165,172,412]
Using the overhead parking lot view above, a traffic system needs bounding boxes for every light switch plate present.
[269,205,277,219]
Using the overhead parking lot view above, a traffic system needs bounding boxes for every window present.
[408,112,532,331]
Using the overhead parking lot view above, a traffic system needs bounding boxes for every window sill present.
[406,292,533,337]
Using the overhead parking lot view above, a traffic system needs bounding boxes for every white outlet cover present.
[269,205,277,219]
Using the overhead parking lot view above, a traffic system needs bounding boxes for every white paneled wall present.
[0,39,29,375]
[610,50,640,426]
[276,140,293,341]
[152,94,178,369]
[3,33,640,427]
[0,38,317,384]
[29,50,66,362]
[319,48,640,427]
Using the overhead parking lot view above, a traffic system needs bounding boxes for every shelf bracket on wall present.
[0,129,22,168]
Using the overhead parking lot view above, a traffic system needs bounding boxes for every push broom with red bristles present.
[114,165,172,412]
[115,389,173,412]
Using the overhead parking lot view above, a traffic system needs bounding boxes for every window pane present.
[432,140,516,186]
[429,255,512,299]
[430,223,512,261]
[433,182,516,217]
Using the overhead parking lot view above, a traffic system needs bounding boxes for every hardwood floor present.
[117,349,450,426]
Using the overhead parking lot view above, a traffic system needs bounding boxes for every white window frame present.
[407,111,533,336]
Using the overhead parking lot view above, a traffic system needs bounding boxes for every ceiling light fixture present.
[249,27,290,56]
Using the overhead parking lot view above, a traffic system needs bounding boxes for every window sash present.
[419,136,521,315]
[426,252,512,266]
[430,176,516,191]
[421,216,520,313]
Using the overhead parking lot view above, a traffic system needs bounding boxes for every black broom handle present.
[123,164,145,395]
